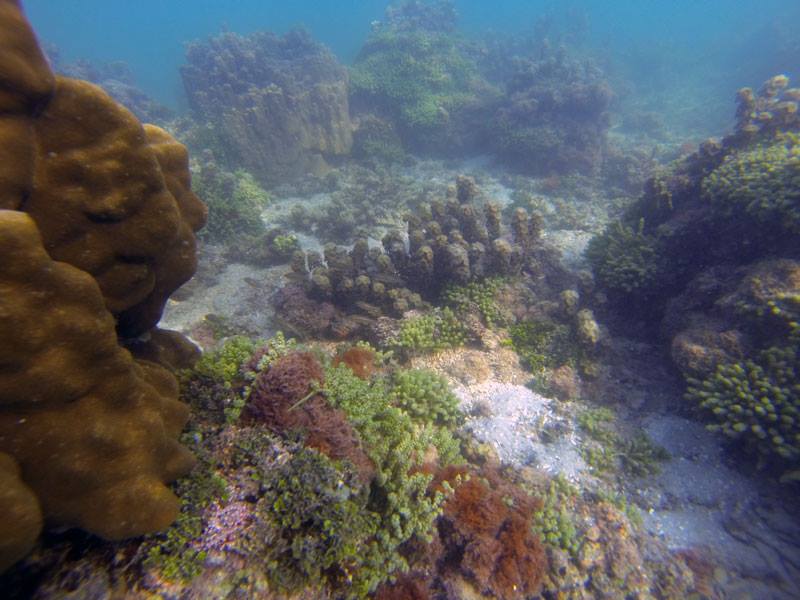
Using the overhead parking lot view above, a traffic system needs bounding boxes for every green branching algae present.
[442,277,507,328]
[507,319,577,374]
[687,324,800,465]
[389,368,463,426]
[531,474,581,557]
[585,219,663,299]
[390,307,468,355]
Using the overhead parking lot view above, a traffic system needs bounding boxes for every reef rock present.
[182,28,353,185]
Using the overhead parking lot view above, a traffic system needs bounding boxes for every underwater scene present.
[1,0,799,598]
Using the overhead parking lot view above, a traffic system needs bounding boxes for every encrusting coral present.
[0,0,205,570]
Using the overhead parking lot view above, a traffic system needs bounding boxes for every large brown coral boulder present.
[0,1,205,569]
[26,78,206,336]
[0,0,54,209]
[0,210,195,539]
[1,0,206,337]
[0,452,42,572]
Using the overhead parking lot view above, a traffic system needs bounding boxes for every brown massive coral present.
[1,1,206,337]
[0,0,205,570]
[0,211,196,553]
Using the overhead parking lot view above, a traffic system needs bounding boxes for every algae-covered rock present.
[182,29,353,185]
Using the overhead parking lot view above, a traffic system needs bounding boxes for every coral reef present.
[0,2,204,570]
[279,177,560,340]
[350,0,495,153]
[588,77,800,470]
[182,28,352,185]
[733,75,800,140]
[677,260,800,468]
[486,42,612,175]
[589,76,799,322]
[702,131,800,233]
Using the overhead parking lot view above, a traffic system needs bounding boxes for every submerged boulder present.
[182,29,353,185]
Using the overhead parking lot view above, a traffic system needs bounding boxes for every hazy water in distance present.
[24,0,800,135]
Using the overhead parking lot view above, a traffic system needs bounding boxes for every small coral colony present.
[1,0,798,599]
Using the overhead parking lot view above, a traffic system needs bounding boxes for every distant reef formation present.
[181,0,615,180]
[0,0,205,572]
[182,28,353,186]
[350,0,613,173]
[587,75,800,474]
[349,0,497,155]
[485,46,613,175]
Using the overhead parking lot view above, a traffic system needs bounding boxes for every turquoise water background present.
[24,0,800,121]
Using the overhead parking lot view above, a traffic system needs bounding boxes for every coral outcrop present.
[488,49,612,175]
[0,210,195,540]
[279,176,562,339]
[588,76,799,321]
[587,76,800,470]
[182,28,353,185]
[350,0,495,153]
[0,0,204,570]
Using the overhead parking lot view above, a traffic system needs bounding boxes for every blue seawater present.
[25,0,800,133]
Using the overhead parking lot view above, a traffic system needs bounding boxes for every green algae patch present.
[702,132,800,233]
